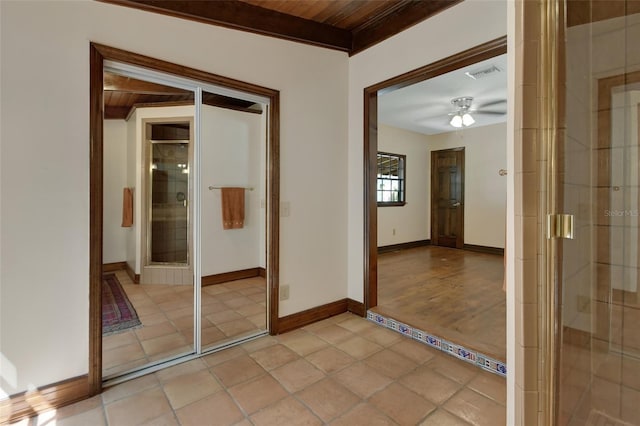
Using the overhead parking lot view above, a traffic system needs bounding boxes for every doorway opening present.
[90,44,280,394]
[364,37,508,368]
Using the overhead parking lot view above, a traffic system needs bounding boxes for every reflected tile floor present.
[103,271,267,377]
[15,313,505,425]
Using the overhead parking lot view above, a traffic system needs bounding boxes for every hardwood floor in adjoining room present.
[375,245,506,361]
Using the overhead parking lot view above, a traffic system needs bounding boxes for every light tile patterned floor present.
[16,313,506,425]
[103,270,267,377]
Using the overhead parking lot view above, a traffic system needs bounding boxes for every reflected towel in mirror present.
[221,187,245,230]
[121,187,133,227]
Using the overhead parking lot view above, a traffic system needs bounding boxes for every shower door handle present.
[547,214,574,239]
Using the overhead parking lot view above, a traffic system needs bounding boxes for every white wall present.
[0,0,347,395]
[103,120,129,264]
[347,0,508,302]
[377,123,507,249]
[428,123,507,248]
[377,125,430,246]
[200,105,263,276]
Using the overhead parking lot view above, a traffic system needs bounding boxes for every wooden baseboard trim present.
[347,299,366,317]
[2,375,90,424]
[125,263,140,284]
[202,267,264,287]
[378,239,430,254]
[278,299,350,334]
[463,244,504,256]
[102,261,127,272]
[258,267,266,278]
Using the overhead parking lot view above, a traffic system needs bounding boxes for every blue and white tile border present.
[367,311,507,378]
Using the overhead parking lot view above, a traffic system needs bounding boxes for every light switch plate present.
[281,201,290,217]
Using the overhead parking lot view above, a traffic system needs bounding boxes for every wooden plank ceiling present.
[101,0,462,55]
[102,0,463,119]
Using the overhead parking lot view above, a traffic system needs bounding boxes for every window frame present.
[376,151,406,207]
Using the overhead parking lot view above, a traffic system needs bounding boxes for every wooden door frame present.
[430,147,465,249]
[363,36,506,310]
[89,43,280,394]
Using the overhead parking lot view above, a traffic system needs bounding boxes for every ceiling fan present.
[448,96,506,128]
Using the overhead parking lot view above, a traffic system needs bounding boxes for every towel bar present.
[208,186,254,191]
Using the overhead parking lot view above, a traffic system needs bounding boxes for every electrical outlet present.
[280,285,290,301]
[577,295,591,313]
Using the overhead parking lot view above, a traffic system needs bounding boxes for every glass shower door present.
[558,3,640,424]
[149,137,189,264]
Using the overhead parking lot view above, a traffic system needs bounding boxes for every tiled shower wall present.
[514,0,543,424]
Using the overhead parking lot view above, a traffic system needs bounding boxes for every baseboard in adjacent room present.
[125,263,140,284]
[463,244,504,256]
[378,239,430,254]
[102,261,127,272]
[2,375,90,424]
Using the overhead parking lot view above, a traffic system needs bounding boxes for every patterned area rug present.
[102,273,141,336]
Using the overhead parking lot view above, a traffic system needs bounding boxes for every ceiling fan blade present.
[473,111,506,116]
[476,99,507,109]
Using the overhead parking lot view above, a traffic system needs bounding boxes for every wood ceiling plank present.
[326,0,404,30]
[309,0,354,27]
[101,0,352,51]
[240,0,338,22]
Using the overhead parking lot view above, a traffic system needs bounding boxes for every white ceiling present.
[379,54,508,135]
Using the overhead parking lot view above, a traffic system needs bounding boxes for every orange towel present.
[121,187,133,227]
[221,187,245,230]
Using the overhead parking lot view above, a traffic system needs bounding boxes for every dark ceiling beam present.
[106,99,261,120]
[104,106,131,120]
[104,73,191,95]
[100,0,352,52]
[350,0,464,56]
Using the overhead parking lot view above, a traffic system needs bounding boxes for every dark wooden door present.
[431,148,464,248]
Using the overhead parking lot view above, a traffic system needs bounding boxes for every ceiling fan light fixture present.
[450,114,463,128]
[462,112,475,126]
[449,96,475,128]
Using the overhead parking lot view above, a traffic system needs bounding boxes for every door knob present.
[452,202,460,207]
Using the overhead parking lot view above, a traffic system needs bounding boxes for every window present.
[377,152,406,206]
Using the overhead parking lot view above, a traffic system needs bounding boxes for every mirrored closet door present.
[101,62,270,383]
[199,90,268,350]
[102,70,196,379]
